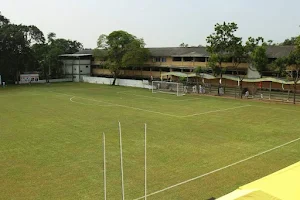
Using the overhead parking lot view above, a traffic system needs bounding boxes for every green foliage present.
[194,66,203,75]
[0,13,82,81]
[250,45,268,75]
[281,37,297,46]
[271,57,288,77]
[96,30,149,85]
[0,13,45,82]
[179,43,188,47]
[206,22,243,76]
[207,54,224,76]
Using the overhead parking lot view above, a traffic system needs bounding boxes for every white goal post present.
[152,81,185,96]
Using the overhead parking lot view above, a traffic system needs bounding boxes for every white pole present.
[119,122,125,200]
[144,123,147,200]
[152,81,154,94]
[103,132,107,200]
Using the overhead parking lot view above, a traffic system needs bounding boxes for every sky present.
[1,0,300,48]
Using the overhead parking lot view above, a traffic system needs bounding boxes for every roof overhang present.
[59,54,92,57]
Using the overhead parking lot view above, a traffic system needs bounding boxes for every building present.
[20,73,40,84]
[59,50,92,82]
[60,46,294,81]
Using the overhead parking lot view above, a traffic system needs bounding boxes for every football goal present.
[152,81,185,96]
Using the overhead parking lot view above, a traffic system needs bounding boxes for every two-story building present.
[60,46,294,81]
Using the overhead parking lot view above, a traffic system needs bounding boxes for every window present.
[172,57,182,62]
[183,57,193,62]
[80,70,83,73]
[172,68,181,72]
[194,57,206,62]
[161,57,167,62]
[161,67,170,72]
[268,58,276,64]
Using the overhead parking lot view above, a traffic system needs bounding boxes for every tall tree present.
[250,44,269,77]
[281,37,297,46]
[95,31,150,85]
[31,33,83,79]
[179,43,189,47]
[206,22,241,95]
[271,57,289,78]
[0,15,45,83]
[286,36,300,104]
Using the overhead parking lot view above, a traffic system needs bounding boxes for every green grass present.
[0,83,299,200]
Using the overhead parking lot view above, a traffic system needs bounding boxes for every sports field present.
[1,83,300,200]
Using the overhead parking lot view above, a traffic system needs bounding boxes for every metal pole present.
[144,123,147,200]
[103,132,107,200]
[269,82,272,100]
[119,122,125,200]
[78,57,81,82]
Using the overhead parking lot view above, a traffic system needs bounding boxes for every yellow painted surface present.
[218,162,300,200]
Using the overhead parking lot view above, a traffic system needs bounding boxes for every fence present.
[19,78,72,84]
[184,81,300,104]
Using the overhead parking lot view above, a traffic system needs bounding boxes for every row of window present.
[153,57,277,63]
[153,57,207,62]
[153,57,167,62]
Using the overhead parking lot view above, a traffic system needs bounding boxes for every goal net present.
[152,81,185,96]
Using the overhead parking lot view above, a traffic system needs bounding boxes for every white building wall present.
[247,65,261,79]
[82,76,152,89]
[62,59,91,82]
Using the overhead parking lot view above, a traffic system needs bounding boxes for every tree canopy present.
[0,12,83,82]
[94,30,150,85]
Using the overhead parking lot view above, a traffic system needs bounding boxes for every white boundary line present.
[117,91,201,102]
[52,91,252,118]
[251,105,300,113]
[183,105,251,117]
[134,137,300,200]
[69,96,114,107]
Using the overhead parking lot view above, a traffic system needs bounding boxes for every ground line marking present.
[69,96,115,107]
[117,91,201,102]
[183,105,251,117]
[133,137,300,200]
[52,91,251,118]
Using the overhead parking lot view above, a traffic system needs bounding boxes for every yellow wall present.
[92,68,162,78]
[147,56,249,69]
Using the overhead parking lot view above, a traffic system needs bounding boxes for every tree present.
[286,36,300,104]
[281,37,297,46]
[179,43,188,47]
[95,31,150,85]
[250,44,268,77]
[271,57,289,78]
[31,33,83,79]
[0,15,45,83]
[206,22,241,95]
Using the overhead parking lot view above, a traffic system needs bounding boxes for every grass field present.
[1,83,300,200]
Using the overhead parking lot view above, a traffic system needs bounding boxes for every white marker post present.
[103,132,107,200]
[144,123,147,200]
[119,122,125,200]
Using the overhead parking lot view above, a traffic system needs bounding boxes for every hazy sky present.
[1,0,300,48]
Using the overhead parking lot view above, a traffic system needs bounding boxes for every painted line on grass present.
[133,136,300,200]
[183,105,251,117]
[67,94,182,118]
[69,96,115,107]
[117,91,201,102]
[52,91,251,118]
[251,105,300,113]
